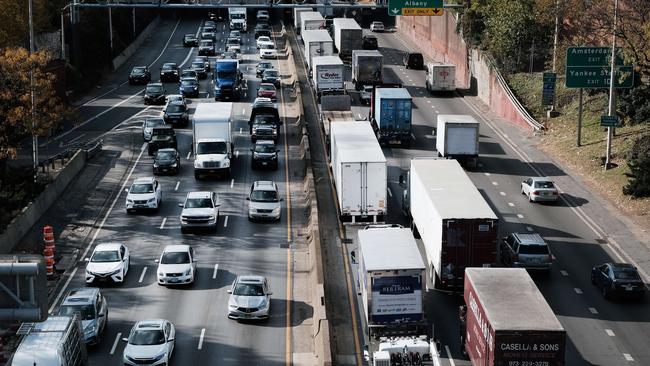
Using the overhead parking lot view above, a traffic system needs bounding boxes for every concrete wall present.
[112,16,161,71]
[0,151,87,254]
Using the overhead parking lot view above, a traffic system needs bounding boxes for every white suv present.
[156,245,197,286]
[179,191,220,232]
[126,177,162,213]
[247,181,282,221]
[85,243,130,284]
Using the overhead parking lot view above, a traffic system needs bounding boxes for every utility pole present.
[605,0,618,170]
[29,0,38,182]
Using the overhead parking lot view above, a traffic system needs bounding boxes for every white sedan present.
[122,319,175,366]
[259,43,277,59]
[156,245,197,286]
[256,36,272,49]
[521,176,559,203]
[85,243,130,284]
[370,21,385,32]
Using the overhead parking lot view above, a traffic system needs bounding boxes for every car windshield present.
[185,198,213,208]
[233,283,264,296]
[91,250,120,262]
[181,70,196,76]
[162,65,175,71]
[196,141,227,155]
[534,181,555,189]
[258,37,270,42]
[145,119,164,128]
[129,329,165,345]
[58,304,96,320]
[167,104,186,113]
[156,151,176,160]
[264,70,278,77]
[227,39,240,45]
[200,40,212,47]
[251,189,278,202]
[258,63,271,69]
[153,129,174,136]
[255,115,277,125]
[519,245,549,255]
[260,85,274,91]
[613,269,640,280]
[130,183,154,194]
[132,67,146,73]
[261,44,275,50]
[255,144,276,153]
[180,80,196,87]
[185,34,196,39]
[161,251,190,264]
[146,85,162,93]
[192,62,204,69]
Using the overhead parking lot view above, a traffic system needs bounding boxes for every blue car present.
[179,77,199,98]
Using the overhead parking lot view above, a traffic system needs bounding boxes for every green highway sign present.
[601,115,620,127]
[566,47,624,67]
[388,0,443,16]
[565,65,634,88]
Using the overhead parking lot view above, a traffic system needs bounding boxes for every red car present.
[257,83,277,102]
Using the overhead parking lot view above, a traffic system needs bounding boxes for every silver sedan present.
[521,177,559,202]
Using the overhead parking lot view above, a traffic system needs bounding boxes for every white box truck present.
[330,121,386,223]
[192,103,233,179]
[300,11,325,36]
[425,63,456,92]
[333,18,362,60]
[406,159,499,290]
[302,30,334,70]
[10,316,88,366]
[293,8,313,34]
[436,114,480,168]
[357,225,427,338]
[312,55,345,99]
[228,8,247,32]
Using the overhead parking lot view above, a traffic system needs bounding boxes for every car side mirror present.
[276,149,280,153]
[178,203,184,207]
[245,197,250,201]
[124,188,129,193]
[280,198,284,201]
[215,203,221,207]
[84,258,90,262]
[267,291,273,296]
[98,313,105,317]
[226,288,232,294]
[122,337,129,342]
[168,337,174,342]
[250,148,254,152]
[350,250,357,264]
[155,259,160,263]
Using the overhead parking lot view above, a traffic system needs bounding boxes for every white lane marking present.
[426,100,431,103]
[223,215,229,227]
[605,329,615,337]
[507,202,515,207]
[411,133,416,140]
[175,181,180,191]
[589,307,599,314]
[49,143,148,313]
[492,181,498,186]
[139,267,148,283]
[230,179,234,188]
[499,191,506,196]
[387,188,393,197]
[110,332,122,355]
[239,127,243,133]
[149,19,182,68]
[159,217,167,229]
[484,172,491,176]
[516,213,524,219]
[186,151,192,159]
[623,354,634,361]
[198,328,206,350]
[64,133,86,146]
[560,270,568,276]
[444,345,456,366]
[213,263,219,279]
[574,288,583,294]
[526,226,534,232]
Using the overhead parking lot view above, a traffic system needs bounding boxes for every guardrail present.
[38,139,103,174]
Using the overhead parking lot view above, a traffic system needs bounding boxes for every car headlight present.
[127,199,133,204]
[194,161,202,168]
[229,304,238,309]
[151,353,166,362]
[153,163,159,168]
[184,268,192,276]
[148,198,156,203]
[253,152,260,158]
[171,163,178,168]
[158,272,164,277]
[273,207,281,214]
[222,160,230,168]
[208,215,216,221]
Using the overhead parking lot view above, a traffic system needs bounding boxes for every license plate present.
[209,170,216,173]
[261,162,267,165]
[169,278,179,283]
[389,140,400,145]
[625,286,633,291]
[162,169,168,172]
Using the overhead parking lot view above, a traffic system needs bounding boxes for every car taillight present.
[552,191,558,195]
[533,191,540,195]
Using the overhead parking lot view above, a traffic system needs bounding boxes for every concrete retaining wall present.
[112,16,160,71]
[0,151,87,254]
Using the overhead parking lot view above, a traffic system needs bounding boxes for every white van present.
[11,316,88,366]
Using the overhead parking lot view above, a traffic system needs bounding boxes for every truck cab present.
[228,8,247,32]
[214,59,243,101]
[249,98,281,142]
[192,103,233,179]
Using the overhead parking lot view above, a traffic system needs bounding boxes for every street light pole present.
[605,0,618,170]
[28,0,38,181]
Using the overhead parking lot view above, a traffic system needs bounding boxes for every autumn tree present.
[0,48,69,160]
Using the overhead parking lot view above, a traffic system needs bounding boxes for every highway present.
[45,15,307,365]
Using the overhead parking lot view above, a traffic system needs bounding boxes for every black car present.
[183,33,198,47]
[251,140,279,169]
[148,126,177,156]
[180,69,198,82]
[592,263,646,300]
[178,77,200,99]
[194,56,210,71]
[153,148,181,175]
[163,100,190,126]
[403,52,424,70]
[190,61,208,79]
[256,61,273,78]
[129,66,151,85]
[362,35,378,50]
[198,39,215,56]
[262,69,281,87]
[160,63,180,82]
[143,83,166,105]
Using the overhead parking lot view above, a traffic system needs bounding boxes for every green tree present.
[623,134,650,198]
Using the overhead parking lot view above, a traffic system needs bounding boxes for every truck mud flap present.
[340,213,385,226]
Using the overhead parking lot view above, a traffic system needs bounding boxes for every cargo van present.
[11,316,88,366]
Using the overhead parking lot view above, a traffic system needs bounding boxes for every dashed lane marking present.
[623,354,634,361]
[444,345,456,366]
[159,217,167,229]
[516,213,524,219]
[213,263,219,279]
[387,188,392,197]
[186,151,192,159]
[139,267,148,283]
[605,329,615,337]
[560,270,568,276]
[574,288,583,294]
[175,181,180,191]
[500,192,506,196]
[492,181,498,186]
[198,328,206,350]
[110,333,122,355]
[230,179,234,188]
[589,307,599,314]
[508,202,515,207]
[223,215,229,227]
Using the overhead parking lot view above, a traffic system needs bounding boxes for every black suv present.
[183,33,198,47]
[403,52,424,70]
[256,61,273,78]
[144,82,166,105]
[251,140,279,169]
[249,101,281,142]
[148,126,177,156]
[159,62,180,82]
[153,148,181,175]
[362,35,378,50]
[129,66,151,85]
[163,101,189,127]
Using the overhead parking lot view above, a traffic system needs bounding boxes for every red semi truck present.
[461,268,566,366]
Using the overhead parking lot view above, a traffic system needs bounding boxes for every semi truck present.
[302,30,334,71]
[311,55,345,100]
[192,103,233,179]
[10,315,88,366]
[293,8,313,34]
[330,121,386,223]
[352,50,383,90]
[333,18,362,60]
[403,159,498,290]
[436,114,480,168]
[461,268,567,366]
[371,87,412,147]
[425,63,456,92]
[228,8,247,32]
[214,59,244,101]
[319,94,353,147]
[300,11,325,36]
